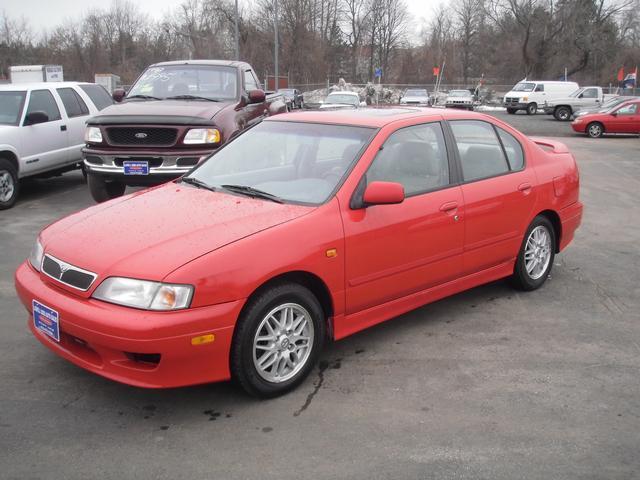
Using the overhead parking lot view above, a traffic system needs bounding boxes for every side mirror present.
[24,111,49,126]
[363,181,405,206]
[248,89,266,104]
[112,88,126,102]
[611,111,617,116]
[578,93,584,98]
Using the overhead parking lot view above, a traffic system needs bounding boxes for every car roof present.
[0,81,95,91]
[267,107,486,128]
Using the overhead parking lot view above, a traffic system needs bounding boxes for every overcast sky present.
[3,0,436,35]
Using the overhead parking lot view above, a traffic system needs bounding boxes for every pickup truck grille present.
[106,127,178,146]
[504,97,520,106]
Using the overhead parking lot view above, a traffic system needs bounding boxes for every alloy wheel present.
[0,170,15,203]
[524,225,552,280]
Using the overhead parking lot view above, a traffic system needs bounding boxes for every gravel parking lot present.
[1,115,639,479]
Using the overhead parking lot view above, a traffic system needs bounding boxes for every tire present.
[0,158,19,210]
[230,282,326,398]
[587,122,604,138]
[526,103,537,115]
[87,173,126,203]
[506,108,517,114]
[510,215,556,291]
[554,106,571,121]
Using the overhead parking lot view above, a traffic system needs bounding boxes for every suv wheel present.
[0,158,19,210]
[87,174,126,203]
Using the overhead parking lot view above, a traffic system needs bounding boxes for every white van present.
[503,80,579,115]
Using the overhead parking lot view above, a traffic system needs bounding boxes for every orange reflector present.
[326,248,337,258]
[191,334,215,346]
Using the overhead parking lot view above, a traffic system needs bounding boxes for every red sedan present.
[15,108,583,397]
[571,98,640,137]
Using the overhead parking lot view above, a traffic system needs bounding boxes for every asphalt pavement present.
[1,115,639,479]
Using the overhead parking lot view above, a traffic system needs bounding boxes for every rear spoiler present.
[529,137,570,154]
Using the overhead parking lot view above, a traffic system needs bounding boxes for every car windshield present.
[602,97,627,110]
[186,121,374,205]
[449,90,470,97]
[127,65,237,101]
[569,88,585,98]
[0,91,27,126]
[512,82,535,92]
[405,89,428,96]
[326,94,359,106]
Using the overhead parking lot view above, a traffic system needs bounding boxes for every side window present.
[367,122,450,196]
[535,84,544,92]
[616,103,638,115]
[496,128,525,171]
[582,88,597,99]
[450,121,510,182]
[57,88,89,118]
[79,84,114,110]
[244,70,259,91]
[24,90,61,123]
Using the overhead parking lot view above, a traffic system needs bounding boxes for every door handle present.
[518,182,532,193]
[60,125,67,131]
[439,201,458,212]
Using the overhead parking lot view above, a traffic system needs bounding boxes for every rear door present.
[56,87,92,161]
[449,120,537,275]
[613,102,640,133]
[19,88,69,175]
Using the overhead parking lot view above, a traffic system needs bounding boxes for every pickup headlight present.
[183,128,220,145]
[29,238,44,272]
[92,277,194,310]
[85,126,103,143]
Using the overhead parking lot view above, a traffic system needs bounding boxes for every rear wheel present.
[526,103,537,115]
[87,173,126,203]
[587,122,604,138]
[510,216,555,291]
[230,282,326,398]
[554,106,572,121]
[0,158,19,210]
[506,108,517,114]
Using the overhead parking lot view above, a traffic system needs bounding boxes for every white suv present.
[0,82,113,209]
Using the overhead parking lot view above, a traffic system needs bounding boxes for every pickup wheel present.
[0,158,19,210]
[506,108,517,114]
[87,174,126,203]
[526,103,537,115]
[554,106,572,121]
[230,282,326,398]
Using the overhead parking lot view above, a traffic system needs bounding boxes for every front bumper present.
[445,102,473,109]
[570,120,586,133]
[15,262,243,388]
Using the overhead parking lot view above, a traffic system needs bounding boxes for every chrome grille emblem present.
[134,132,148,139]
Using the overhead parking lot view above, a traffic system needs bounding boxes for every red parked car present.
[571,98,640,137]
[15,108,583,397]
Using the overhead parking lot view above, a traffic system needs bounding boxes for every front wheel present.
[554,106,571,121]
[526,103,537,115]
[506,108,517,114]
[230,283,326,398]
[0,158,19,210]
[587,122,604,138]
[87,174,126,203]
[510,216,556,291]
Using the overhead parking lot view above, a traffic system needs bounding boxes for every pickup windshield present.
[127,65,237,101]
[326,94,359,106]
[0,91,26,126]
[512,82,535,92]
[185,121,374,205]
[449,90,470,97]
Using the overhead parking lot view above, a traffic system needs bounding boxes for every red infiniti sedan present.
[15,108,583,397]
[571,98,640,137]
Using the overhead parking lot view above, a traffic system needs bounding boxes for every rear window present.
[57,88,89,118]
[79,84,113,110]
[450,121,510,182]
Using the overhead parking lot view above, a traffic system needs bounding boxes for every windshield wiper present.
[181,176,217,191]
[165,95,220,102]
[220,184,284,203]
[126,94,162,100]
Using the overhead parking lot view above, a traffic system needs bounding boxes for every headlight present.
[92,277,194,310]
[85,126,102,143]
[29,238,44,272]
[183,128,220,145]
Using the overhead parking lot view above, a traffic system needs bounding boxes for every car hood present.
[41,183,313,282]
[401,96,429,102]
[446,96,472,101]
[87,99,232,125]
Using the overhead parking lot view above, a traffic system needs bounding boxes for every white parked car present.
[445,90,474,110]
[319,91,364,110]
[0,82,113,209]
[400,88,430,106]
[503,80,579,115]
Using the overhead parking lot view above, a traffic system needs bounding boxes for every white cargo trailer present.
[94,73,121,94]
[10,65,64,84]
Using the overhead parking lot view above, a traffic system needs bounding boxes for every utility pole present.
[274,0,279,91]
[234,0,239,60]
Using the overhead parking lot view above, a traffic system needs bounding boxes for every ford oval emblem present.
[135,132,148,139]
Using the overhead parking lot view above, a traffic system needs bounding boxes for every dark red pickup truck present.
[83,60,287,202]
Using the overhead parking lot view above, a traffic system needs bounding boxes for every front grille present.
[504,97,520,106]
[42,254,97,291]
[106,127,178,146]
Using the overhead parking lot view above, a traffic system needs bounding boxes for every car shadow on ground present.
[15,171,87,206]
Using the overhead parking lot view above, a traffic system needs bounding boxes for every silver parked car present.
[445,90,474,110]
[400,88,430,106]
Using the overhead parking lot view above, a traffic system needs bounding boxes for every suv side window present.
[24,89,61,123]
[535,84,544,92]
[367,122,450,196]
[79,84,113,110]
[496,128,525,170]
[57,88,89,118]
[450,120,510,182]
[244,70,259,91]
